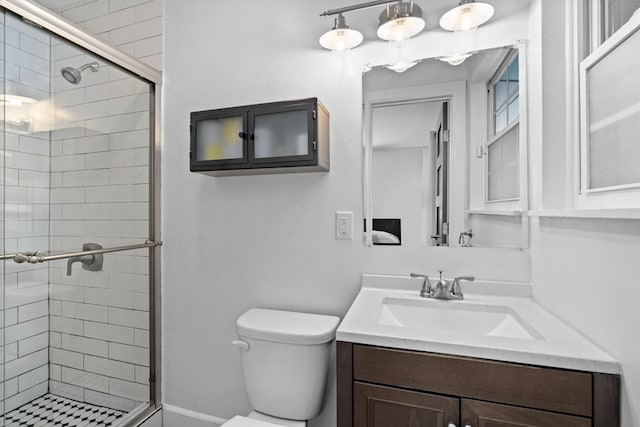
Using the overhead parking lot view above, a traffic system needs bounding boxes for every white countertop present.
[336,274,620,374]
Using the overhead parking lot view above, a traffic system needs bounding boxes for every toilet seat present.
[222,415,282,427]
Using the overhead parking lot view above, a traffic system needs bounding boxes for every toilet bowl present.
[221,308,340,427]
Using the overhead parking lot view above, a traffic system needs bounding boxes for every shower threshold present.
[4,393,125,426]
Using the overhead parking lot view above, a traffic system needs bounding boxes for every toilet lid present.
[223,416,282,427]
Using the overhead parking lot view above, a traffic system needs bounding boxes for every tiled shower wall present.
[0,0,162,415]
[1,13,52,414]
[41,0,162,412]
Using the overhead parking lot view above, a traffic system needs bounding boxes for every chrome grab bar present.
[10,240,162,264]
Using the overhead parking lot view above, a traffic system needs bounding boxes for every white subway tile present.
[19,135,50,156]
[86,149,135,169]
[51,347,83,369]
[108,306,148,329]
[85,354,134,380]
[53,154,86,172]
[5,308,18,326]
[109,377,148,401]
[53,87,86,107]
[134,365,149,385]
[62,134,110,156]
[5,316,48,345]
[110,129,149,150]
[62,169,110,187]
[5,342,18,362]
[51,220,86,236]
[5,285,48,309]
[18,364,48,392]
[60,301,108,323]
[109,93,149,115]
[18,332,49,357]
[85,287,135,309]
[50,364,62,381]
[62,366,109,393]
[134,329,149,348]
[61,333,108,357]
[5,377,18,398]
[5,348,48,380]
[84,321,135,345]
[63,0,109,22]
[50,380,84,402]
[109,17,161,46]
[85,389,136,412]
[50,331,62,348]
[51,284,85,303]
[108,342,148,366]
[85,184,136,203]
[51,188,86,204]
[108,201,148,219]
[84,7,135,34]
[18,300,49,322]
[134,0,161,22]
[5,381,48,413]
[51,315,84,335]
[108,272,149,294]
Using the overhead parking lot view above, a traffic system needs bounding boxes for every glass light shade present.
[385,60,419,73]
[439,1,495,32]
[377,2,425,41]
[319,28,363,51]
[377,17,425,41]
[438,52,473,65]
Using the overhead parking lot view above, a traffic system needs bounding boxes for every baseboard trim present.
[163,404,228,425]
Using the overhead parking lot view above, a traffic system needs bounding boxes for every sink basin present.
[378,297,542,340]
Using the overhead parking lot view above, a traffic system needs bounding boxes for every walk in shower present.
[0,1,161,425]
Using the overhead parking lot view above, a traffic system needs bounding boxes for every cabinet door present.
[190,107,248,168]
[248,101,316,165]
[461,399,591,427]
[355,382,459,427]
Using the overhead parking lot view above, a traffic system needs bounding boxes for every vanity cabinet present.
[337,343,620,427]
[190,98,329,176]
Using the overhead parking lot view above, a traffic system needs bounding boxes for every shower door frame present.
[0,0,163,425]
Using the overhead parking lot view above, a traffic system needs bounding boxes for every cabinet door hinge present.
[313,141,317,151]
[313,110,317,120]
[189,124,193,132]
[443,130,450,143]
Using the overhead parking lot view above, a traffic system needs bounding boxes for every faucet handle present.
[410,273,433,298]
[452,276,475,297]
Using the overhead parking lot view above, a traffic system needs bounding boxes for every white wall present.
[527,2,640,426]
[163,1,531,425]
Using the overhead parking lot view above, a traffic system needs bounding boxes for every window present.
[487,51,519,202]
[578,2,640,208]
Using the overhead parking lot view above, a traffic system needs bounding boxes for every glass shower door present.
[0,6,159,425]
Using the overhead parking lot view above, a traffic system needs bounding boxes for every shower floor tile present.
[4,393,126,426]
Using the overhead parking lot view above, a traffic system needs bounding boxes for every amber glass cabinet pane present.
[196,116,244,161]
[253,110,308,158]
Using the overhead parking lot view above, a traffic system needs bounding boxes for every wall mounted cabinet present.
[338,343,620,427]
[190,98,329,176]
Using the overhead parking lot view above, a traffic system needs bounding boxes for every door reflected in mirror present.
[363,45,528,248]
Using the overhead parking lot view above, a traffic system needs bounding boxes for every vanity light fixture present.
[319,13,364,51]
[377,1,425,41]
[437,52,473,65]
[319,0,425,50]
[439,0,495,32]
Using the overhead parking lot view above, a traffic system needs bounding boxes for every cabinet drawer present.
[353,345,592,417]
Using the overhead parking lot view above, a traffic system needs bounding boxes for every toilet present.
[224,308,340,427]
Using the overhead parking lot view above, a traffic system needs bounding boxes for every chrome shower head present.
[60,62,99,85]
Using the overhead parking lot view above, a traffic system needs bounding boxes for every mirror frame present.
[363,42,530,248]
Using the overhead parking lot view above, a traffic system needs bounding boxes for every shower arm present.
[10,240,162,264]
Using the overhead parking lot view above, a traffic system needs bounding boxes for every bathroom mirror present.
[363,44,528,248]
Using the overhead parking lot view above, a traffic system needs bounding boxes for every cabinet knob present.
[238,132,247,139]
[447,424,456,427]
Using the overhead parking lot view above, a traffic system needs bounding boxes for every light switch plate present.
[335,211,353,240]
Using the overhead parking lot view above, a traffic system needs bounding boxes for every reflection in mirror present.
[363,45,528,248]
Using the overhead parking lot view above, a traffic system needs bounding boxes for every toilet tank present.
[235,309,340,421]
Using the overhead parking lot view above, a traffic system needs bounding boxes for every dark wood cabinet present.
[355,382,459,427]
[461,399,590,427]
[190,98,329,176]
[338,342,620,427]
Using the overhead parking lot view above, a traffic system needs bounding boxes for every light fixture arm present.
[320,0,400,17]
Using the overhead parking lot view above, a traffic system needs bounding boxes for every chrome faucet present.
[412,270,475,300]
[410,273,433,298]
[66,243,103,276]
